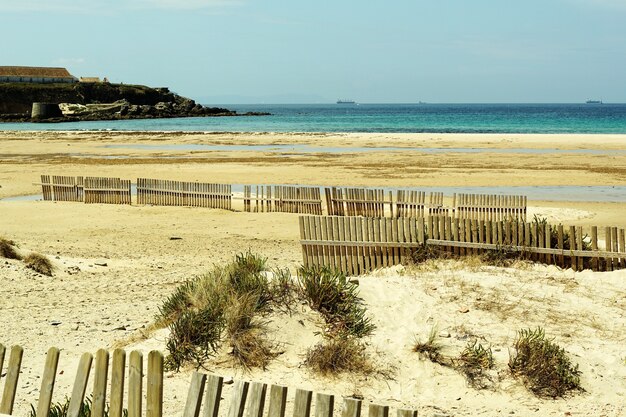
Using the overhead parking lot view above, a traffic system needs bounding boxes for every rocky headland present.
[0,82,267,122]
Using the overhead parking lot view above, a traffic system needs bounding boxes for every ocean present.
[2,103,626,133]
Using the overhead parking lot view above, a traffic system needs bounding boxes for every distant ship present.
[586,99,602,104]
[336,99,356,104]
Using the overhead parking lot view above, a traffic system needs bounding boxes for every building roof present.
[0,66,74,78]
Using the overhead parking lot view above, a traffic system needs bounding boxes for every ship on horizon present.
[585,99,603,104]
[336,99,356,104]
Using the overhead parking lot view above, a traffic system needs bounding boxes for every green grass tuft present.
[454,340,495,389]
[297,266,375,338]
[509,327,583,397]
[160,252,287,371]
[28,396,127,417]
[413,326,449,366]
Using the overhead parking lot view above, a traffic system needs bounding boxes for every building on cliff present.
[0,66,78,83]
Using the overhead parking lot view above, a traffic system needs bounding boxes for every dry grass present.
[304,335,373,376]
[23,252,53,276]
[225,292,276,370]
[0,237,21,260]
[160,252,292,371]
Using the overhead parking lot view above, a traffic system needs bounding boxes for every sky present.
[1,0,625,104]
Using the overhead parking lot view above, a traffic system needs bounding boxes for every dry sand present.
[0,131,625,417]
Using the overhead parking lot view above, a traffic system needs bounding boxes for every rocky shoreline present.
[0,82,269,123]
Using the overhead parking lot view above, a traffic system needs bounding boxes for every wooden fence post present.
[36,347,60,417]
[293,389,313,417]
[67,353,93,417]
[0,345,24,416]
[147,351,164,417]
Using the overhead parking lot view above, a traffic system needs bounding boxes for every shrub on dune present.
[24,252,53,276]
[509,327,583,397]
[0,237,21,260]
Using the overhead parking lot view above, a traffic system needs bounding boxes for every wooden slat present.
[245,382,267,417]
[227,380,249,417]
[396,410,417,417]
[368,404,389,417]
[202,375,224,417]
[147,350,164,417]
[128,351,143,417]
[292,389,312,417]
[36,347,60,417]
[183,372,207,417]
[110,349,126,417]
[92,349,109,417]
[67,353,93,417]
[267,385,288,417]
[0,345,23,415]
[341,398,362,417]
[315,393,334,417]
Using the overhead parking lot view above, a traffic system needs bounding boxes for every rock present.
[458,307,470,313]
[438,330,451,338]
[224,376,234,385]
[50,320,62,326]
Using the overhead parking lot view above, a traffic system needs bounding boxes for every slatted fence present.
[40,175,84,202]
[325,187,391,217]
[395,190,426,217]
[84,177,132,205]
[0,343,162,417]
[137,178,232,209]
[299,215,626,275]
[0,343,416,417]
[454,193,527,221]
[244,185,322,214]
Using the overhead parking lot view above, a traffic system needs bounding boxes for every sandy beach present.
[1,131,625,417]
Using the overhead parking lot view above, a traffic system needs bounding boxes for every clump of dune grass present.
[297,266,377,375]
[160,252,291,371]
[454,340,495,389]
[413,326,450,366]
[304,334,373,376]
[297,266,375,338]
[225,292,276,370]
[509,327,583,398]
[0,237,21,260]
[23,252,54,276]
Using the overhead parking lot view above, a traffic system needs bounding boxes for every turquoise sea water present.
[2,103,626,133]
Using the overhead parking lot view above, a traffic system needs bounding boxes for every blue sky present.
[1,0,625,103]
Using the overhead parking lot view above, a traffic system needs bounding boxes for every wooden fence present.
[40,175,84,202]
[137,178,232,209]
[325,187,451,218]
[84,177,132,205]
[299,215,626,275]
[244,185,322,214]
[454,193,527,221]
[0,343,416,417]
[325,187,389,217]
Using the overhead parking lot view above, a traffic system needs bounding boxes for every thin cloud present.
[0,0,241,13]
